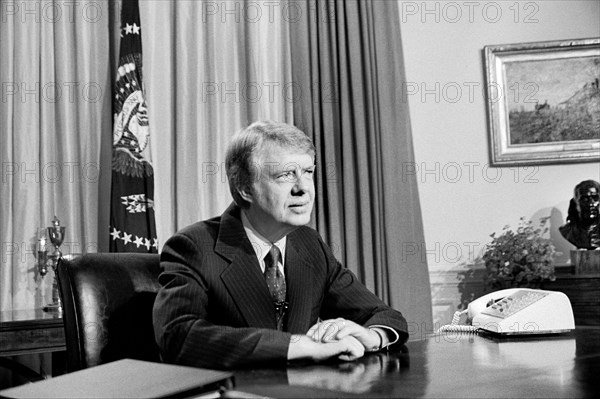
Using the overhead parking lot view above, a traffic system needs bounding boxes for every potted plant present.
[483,217,559,291]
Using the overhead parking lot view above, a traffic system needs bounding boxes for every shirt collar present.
[241,210,287,266]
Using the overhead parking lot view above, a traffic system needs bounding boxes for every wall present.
[399,0,600,327]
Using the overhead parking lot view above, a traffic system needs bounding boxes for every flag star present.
[125,23,133,34]
[132,23,140,34]
[122,232,132,245]
[152,239,158,249]
[110,228,121,241]
[144,238,151,250]
[133,236,144,248]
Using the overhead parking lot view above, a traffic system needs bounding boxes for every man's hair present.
[225,121,316,209]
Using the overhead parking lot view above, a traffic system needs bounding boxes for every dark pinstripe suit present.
[152,204,408,369]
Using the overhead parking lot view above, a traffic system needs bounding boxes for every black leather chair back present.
[57,253,161,371]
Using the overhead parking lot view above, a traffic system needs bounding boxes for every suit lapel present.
[284,235,315,334]
[216,205,277,329]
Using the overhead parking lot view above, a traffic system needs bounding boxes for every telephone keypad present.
[481,290,548,319]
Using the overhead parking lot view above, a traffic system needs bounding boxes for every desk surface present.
[0,309,65,356]
[231,327,600,398]
[1,327,598,398]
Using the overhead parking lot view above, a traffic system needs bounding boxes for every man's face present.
[577,186,599,221]
[242,143,315,241]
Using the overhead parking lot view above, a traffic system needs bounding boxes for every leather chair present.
[57,253,161,371]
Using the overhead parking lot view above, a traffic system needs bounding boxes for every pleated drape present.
[140,0,294,240]
[289,0,433,329]
[0,0,112,311]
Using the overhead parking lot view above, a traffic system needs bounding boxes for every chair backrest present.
[57,253,161,371]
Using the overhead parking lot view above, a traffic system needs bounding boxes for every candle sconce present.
[37,228,49,278]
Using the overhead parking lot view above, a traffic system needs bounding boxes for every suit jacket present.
[153,204,408,369]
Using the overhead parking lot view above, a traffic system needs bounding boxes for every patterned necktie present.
[264,245,286,330]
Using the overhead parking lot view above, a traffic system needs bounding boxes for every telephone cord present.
[436,310,479,334]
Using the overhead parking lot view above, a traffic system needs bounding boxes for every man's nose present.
[292,172,312,194]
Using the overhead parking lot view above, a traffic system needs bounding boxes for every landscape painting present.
[485,38,600,166]
[506,56,599,144]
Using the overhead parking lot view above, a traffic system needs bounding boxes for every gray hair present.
[225,121,315,209]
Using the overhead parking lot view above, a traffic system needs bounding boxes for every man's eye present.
[278,171,295,180]
[304,169,315,177]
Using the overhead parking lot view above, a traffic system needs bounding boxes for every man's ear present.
[239,186,253,204]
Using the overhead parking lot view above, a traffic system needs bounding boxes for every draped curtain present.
[289,0,432,328]
[141,0,294,238]
[0,0,112,311]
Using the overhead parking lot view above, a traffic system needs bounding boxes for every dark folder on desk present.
[0,359,233,399]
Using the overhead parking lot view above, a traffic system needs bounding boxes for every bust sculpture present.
[559,180,600,250]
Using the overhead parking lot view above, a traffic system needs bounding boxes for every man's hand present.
[306,318,383,351]
[287,334,365,362]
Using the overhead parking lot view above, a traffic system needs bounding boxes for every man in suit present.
[153,121,409,369]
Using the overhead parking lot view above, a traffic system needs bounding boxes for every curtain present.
[0,0,112,311]
[141,0,294,241]
[289,0,433,329]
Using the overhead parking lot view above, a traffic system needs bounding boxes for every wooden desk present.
[0,309,65,357]
[231,327,600,398]
[1,327,598,398]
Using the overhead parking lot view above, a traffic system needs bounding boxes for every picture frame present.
[484,38,600,166]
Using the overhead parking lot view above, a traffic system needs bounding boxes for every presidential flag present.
[109,0,157,253]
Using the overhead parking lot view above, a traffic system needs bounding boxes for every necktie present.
[264,245,286,330]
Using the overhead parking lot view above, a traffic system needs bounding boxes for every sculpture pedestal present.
[571,250,600,274]
[543,264,600,326]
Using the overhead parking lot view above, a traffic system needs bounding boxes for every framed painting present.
[484,38,600,166]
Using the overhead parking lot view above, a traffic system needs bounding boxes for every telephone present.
[439,288,575,336]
